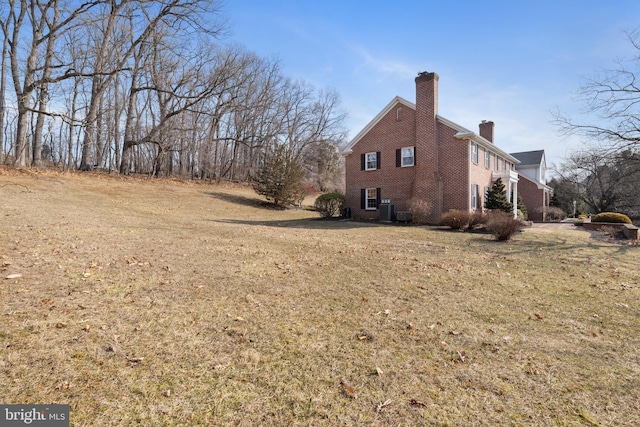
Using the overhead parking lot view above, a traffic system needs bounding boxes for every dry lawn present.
[1,168,639,426]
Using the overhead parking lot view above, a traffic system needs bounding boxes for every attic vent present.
[396,107,403,121]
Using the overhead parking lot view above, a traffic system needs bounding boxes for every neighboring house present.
[510,150,553,221]
[343,71,520,222]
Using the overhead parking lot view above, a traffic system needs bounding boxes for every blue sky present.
[223,1,640,171]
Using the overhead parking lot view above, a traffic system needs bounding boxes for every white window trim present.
[401,146,415,167]
[484,149,491,168]
[495,154,500,171]
[471,184,478,209]
[471,142,478,164]
[365,188,377,210]
[365,152,377,171]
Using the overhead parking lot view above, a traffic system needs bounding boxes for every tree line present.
[0,0,346,190]
[553,29,640,219]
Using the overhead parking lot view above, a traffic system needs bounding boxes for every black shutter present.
[376,188,381,208]
[360,189,366,209]
[361,153,365,170]
[396,149,401,167]
[413,146,416,165]
[376,151,381,169]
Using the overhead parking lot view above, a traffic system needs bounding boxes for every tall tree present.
[484,178,513,213]
[557,148,640,215]
[555,29,640,155]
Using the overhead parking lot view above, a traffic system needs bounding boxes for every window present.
[471,142,478,164]
[471,184,479,209]
[502,158,507,171]
[400,147,415,167]
[494,154,500,171]
[366,188,378,210]
[484,149,491,168]
[484,186,490,205]
[363,152,379,170]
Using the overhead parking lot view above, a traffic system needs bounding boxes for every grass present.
[1,168,639,426]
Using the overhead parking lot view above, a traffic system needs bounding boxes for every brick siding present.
[518,175,550,221]
[344,73,517,222]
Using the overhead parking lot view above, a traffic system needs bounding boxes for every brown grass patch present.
[1,169,640,425]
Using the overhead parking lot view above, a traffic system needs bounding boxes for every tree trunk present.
[32,3,59,167]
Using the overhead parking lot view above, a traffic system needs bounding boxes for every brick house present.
[343,71,521,222]
[510,150,553,221]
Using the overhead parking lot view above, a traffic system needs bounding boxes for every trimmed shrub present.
[314,192,346,218]
[441,210,470,230]
[485,211,523,241]
[408,198,432,225]
[591,212,632,224]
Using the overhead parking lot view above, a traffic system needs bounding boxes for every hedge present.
[591,212,632,224]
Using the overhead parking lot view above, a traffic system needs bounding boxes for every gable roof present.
[510,150,545,166]
[342,96,519,164]
[342,96,415,154]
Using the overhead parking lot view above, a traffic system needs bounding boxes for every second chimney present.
[479,120,494,143]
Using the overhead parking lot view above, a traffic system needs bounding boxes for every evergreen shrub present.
[314,193,346,218]
[591,212,632,224]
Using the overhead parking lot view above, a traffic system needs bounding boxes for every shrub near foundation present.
[591,212,632,224]
[441,209,470,230]
[314,192,346,218]
[467,210,487,230]
[408,197,432,224]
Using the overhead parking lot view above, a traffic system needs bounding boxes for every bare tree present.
[557,148,640,214]
[0,3,9,160]
[32,0,60,167]
[3,0,100,167]
[555,29,640,154]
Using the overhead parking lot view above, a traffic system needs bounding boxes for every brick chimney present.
[414,71,440,220]
[479,120,494,143]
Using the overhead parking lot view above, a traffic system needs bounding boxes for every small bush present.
[574,219,584,226]
[467,210,487,230]
[591,212,632,224]
[408,198,432,225]
[539,206,566,221]
[314,193,346,218]
[485,211,523,241]
[441,210,470,230]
